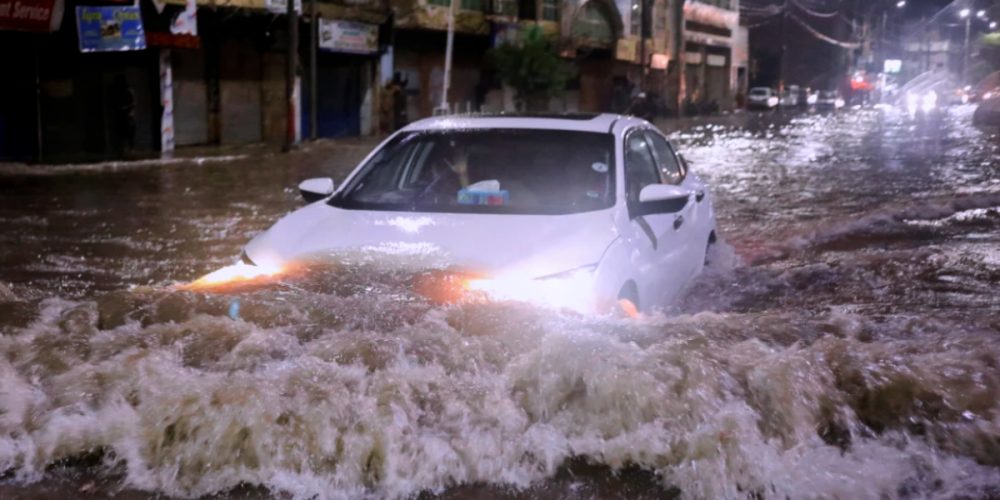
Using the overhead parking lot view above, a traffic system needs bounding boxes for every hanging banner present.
[160,49,175,154]
[319,19,377,54]
[0,0,64,32]
[169,0,196,36]
[76,6,146,52]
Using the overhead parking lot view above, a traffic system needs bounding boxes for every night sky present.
[745,0,972,89]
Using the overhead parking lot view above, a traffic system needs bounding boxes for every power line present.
[789,0,838,18]
[788,11,862,48]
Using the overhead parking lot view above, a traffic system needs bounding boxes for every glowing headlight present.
[922,90,937,112]
[906,92,919,114]
[185,262,283,289]
[465,264,597,312]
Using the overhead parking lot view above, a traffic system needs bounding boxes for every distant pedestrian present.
[380,80,398,134]
[109,75,136,154]
[392,73,409,130]
[380,73,409,134]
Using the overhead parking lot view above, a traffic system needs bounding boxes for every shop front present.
[301,18,380,138]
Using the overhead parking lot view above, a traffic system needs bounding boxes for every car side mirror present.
[635,184,690,216]
[677,153,691,175]
[298,177,335,202]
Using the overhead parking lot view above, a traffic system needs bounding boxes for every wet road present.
[1,106,1000,499]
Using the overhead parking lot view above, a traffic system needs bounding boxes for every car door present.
[644,130,707,277]
[621,128,692,308]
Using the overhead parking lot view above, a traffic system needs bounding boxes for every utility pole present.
[962,13,971,84]
[778,0,787,92]
[639,0,648,90]
[440,0,457,113]
[309,0,317,141]
[672,0,684,117]
[285,0,299,150]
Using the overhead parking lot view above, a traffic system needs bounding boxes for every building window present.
[695,0,732,9]
[519,0,537,20]
[427,0,483,9]
[541,0,559,21]
[630,0,641,36]
[493,0,517,16]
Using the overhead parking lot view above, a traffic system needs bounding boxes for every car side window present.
[644,131,684,185]
[624,131,661,204]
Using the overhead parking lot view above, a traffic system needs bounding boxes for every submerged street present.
[1,106,1000,499]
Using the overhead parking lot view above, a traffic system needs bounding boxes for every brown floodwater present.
[1,106,999,499]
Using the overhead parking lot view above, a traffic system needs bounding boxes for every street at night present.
[1,106,999,498]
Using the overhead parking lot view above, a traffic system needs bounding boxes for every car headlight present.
[921,91,937,112]
[466,264,598,311]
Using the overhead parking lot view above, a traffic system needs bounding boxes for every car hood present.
[243,202,620,278]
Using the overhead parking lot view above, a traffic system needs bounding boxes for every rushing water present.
[1,106,999,499]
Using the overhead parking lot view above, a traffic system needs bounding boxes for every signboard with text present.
[319,19,377,54]
[76,6,146,52]
[0,0,64,32]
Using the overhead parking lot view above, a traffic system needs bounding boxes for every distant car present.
[779,89,799,107]
[904,89,939,114]
[816,90,845,111]
[236,114,718,314]
[747,87,779,109]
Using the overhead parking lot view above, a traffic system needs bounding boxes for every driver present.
[418,141,471,203]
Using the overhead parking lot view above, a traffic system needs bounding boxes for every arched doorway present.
[569,0,624,112]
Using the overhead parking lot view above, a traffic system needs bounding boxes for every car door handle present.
[695,190,705,202]
[673,215,684,230]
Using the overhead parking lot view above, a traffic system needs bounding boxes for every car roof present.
[400,112,641,134]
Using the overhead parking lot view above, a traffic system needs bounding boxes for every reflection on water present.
[1,107,999,499]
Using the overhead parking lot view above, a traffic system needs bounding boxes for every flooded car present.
[1,107,999,500]
[238,114,717,314]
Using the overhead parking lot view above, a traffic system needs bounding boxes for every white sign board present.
[884,59,902,74]
[265,0,301,14]
[319,19,377,54]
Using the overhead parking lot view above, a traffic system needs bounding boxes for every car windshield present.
[332,129,616,215]
[821,91,838,98]
[750,88,769,96]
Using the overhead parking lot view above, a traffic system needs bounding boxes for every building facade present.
[0,0,745,163]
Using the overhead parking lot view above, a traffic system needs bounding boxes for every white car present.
[237,113,717,314]
[816,90,846,111]
[779,86,800,107]
[747,87,779,109]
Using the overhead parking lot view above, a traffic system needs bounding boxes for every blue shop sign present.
[76,6,146,52]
